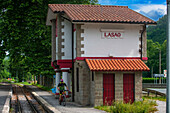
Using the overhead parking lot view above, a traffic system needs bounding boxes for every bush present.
[33,84,52,91]
[142,77,166,83]
[95,100,157,113]
[0,79,11,83]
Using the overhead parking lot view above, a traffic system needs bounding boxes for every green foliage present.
[144,14,167,77]
[142,78,162,83]
[147,15,167,44]
[95,100,157,113]
[0,57,10,79]
[144,39,166,77]
[33,83,52,91]
[13,82,32,86]
[0,79,11,83]
[143,96,166,101]
[0,0,98,84]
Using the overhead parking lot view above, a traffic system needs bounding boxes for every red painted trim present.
[57,59,72,68]
[92,70,150,72]
[142,57,148,60]
[55,70,62,73]
[51,61,55,68]
[55,93,59,95]
[61,70,70,72]
[66,95,70,98]
[75,57,141,60]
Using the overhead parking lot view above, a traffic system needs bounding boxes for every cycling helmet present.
[60,79,63,82]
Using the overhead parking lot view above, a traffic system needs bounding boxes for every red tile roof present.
[48,4,156,24]
[85,59,150,71]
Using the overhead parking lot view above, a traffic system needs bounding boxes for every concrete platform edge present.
[31,91,61,113]
[2,85,12,113]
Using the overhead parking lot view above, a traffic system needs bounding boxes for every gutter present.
[72,20,157,25]
[71,23,74,102]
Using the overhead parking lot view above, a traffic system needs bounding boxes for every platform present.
[0,83,12,113]
[26,85,106,113]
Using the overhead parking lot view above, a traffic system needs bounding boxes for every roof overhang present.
[46,8,58,26]
[72,20,157,25]
[85,59,150,71]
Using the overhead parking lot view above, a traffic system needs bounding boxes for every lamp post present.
[157,48,162,84]
[159,49,161,84]
[166,0,170,112]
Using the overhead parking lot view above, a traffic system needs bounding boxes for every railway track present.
[11,85,47,113]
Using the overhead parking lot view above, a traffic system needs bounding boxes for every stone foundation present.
[74,61,143,106]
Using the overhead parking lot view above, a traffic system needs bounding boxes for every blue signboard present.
[154,74,164,77]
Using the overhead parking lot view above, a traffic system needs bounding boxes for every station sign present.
[101,29,124,39]
[154,74,165,77]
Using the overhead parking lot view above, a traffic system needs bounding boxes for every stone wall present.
[139,25,147,59]
[142,25,147,58]
[76,24,84,57]
[57,14,64,59]
[90,71,95,106]
[115,72,123,101]
[74,63,143,106]
[94,71,142,106]
[135,72,142,101]
[94,72,103,106]
[74,60,90,106]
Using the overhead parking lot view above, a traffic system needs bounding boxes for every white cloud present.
[134,4,167,21]
[135,4,167,15]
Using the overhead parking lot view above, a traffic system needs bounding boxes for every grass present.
[0,79,11,83]
[95,100,158,113]
[12,82,32,86]
[143,96,166,101]
[33,84,52,91]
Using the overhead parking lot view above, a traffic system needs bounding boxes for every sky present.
[98,0,167,21]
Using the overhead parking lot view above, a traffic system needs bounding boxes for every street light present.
[166,0,170,112]
[156,48,161,84]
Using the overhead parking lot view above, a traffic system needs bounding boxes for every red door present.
[103,74,115,105]
[123,74,134,103]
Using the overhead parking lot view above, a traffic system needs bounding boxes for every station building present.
[46,4,156,106]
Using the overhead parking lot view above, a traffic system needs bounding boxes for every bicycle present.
[59,90,69,106]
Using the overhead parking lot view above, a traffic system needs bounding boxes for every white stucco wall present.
[74,29,76,59]
[61,19,72,59]
[56,37,58,60]
[81,23,142,57]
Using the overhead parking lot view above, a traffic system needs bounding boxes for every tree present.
[0,57,10,79]
[0,0,98,83]
[147,15,167,44]
[144,39,166,77]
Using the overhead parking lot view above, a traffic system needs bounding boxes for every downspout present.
[71,23,74,102]
[141,24,146,59]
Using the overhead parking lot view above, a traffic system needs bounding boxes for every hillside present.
[147,15,167,44]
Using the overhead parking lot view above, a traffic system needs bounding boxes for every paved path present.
[28,85,106,113]
[148,88,166,95]
[155,100,166,113]
[0,83,11,112]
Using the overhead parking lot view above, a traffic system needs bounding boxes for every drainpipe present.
[71,23,74,102]
[141,25,146,59]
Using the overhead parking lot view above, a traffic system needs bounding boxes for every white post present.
[56,72,60,93]
[62,72,68,87]
[167,0,170,112]
[68,73,71,90]
[62,71,69,95]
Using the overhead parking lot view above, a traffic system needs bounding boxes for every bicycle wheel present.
[59,98,61,105]
[62,95,66,106]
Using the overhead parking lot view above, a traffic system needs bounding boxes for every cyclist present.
[57,79,69,102]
